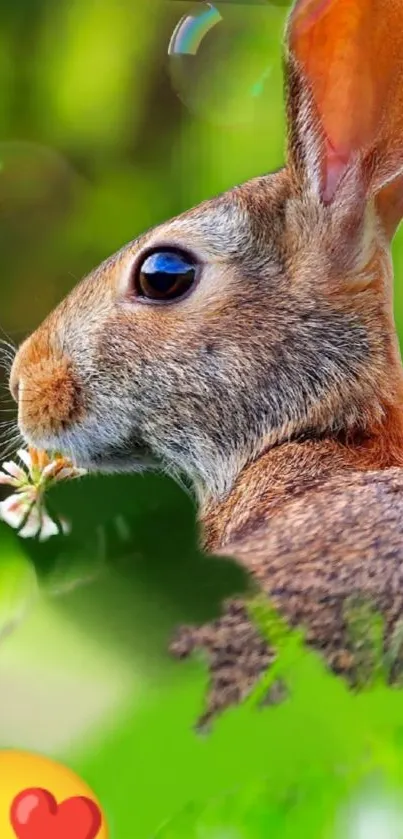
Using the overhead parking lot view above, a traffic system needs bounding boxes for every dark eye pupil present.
[136,250,197,301]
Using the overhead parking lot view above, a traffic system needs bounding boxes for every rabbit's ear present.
[286,0,403,233]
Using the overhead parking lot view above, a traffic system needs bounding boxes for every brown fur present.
[10,332,84,439]
[8,0,403,720]
[179,456,403,722]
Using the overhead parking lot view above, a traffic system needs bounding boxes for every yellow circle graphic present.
[0,750,108,838]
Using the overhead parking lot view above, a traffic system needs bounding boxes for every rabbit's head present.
[10,0,403,500]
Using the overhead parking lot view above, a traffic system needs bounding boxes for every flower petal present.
[43,459,86,482]
[0,494,30,530]
[17,448,33,471]
[70,467,88,479]
[29,447,51,471]
[0,471,20,487]
[60,517,71,535]
[2,461,27,483]
[54,465,87,482]
[18,504,42,539]
[41,460,66,481]
[38,510,61,542]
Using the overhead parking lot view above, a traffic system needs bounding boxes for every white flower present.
[336,788,403,839]
[0,448,86,542]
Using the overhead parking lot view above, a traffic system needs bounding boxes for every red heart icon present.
[10,787,102,839]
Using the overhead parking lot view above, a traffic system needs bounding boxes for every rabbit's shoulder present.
[174,468,403,723]
[221,467,403,635]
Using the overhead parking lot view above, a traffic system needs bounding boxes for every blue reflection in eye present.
[143,251,192,275]
[136,249,197,301]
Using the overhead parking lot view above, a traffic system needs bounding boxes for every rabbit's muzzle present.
[9,331,84,449]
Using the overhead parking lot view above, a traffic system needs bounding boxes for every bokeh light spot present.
[167,1,289,127]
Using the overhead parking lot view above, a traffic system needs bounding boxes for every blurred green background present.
[2,1,403,837]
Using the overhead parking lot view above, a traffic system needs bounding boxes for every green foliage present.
[2,475,403,837]
[0,528,38,639]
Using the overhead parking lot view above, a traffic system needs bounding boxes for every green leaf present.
[0,524,38,640]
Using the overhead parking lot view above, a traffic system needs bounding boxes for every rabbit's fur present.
[10,0,403,718]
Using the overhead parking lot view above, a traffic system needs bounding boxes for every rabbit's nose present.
[9,331,85,445]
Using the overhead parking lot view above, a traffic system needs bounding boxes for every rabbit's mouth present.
[53,436,158,475]
[64,423,160,475]
[86,442,158,475]
[16,402,158,475]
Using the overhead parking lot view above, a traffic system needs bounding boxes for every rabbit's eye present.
[134,249,197,302]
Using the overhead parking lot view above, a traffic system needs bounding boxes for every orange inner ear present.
[288,0,403,198]
[290,0,371,157]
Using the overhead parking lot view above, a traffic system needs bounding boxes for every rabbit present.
[8,0,403,721]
